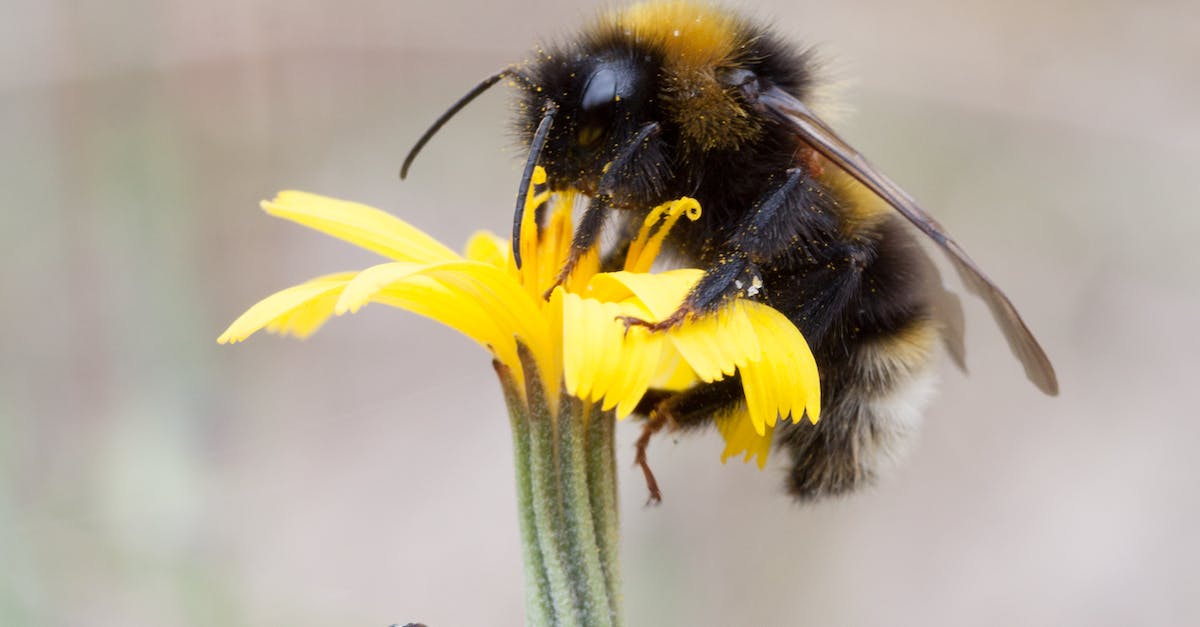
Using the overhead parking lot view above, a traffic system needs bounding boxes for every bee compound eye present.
[581,68,619,113]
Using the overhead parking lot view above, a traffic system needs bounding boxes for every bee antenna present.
[400,68,524,180]
[512,100,558,268]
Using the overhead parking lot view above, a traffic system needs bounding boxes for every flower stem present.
[500,362,555,626]
[498,349,624,627]
[583,400,621,619]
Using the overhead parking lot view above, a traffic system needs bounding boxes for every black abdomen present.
[770,215,938,500]
[676,166,939,500]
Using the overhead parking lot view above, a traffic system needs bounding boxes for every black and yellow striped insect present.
[402,0,1057,502]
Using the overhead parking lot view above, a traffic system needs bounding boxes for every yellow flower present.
[218,168,820,467]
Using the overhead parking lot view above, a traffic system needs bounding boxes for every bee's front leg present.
[544,195,609,298]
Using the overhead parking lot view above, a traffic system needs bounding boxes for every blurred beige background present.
[3,0,1198,625]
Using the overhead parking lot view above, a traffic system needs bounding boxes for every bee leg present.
[546,122,663,297]
[633,379,745,503]
[622,255,766,334]
[620,167,821,331]
[617,253,763,332]
[629,389,674,504]
[543,196,609,298]
[634,409,668,505]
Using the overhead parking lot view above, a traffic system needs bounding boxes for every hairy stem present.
[499,348,623,626]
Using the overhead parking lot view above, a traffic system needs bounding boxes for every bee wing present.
[757,86,1058,395]
[915,245,968,374]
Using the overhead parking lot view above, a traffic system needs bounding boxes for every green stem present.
[585,401,622,624]
[497,361,554,626]
[501,347,624,627]
[557,397,613,626]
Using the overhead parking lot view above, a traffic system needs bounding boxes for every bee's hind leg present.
[633,409,669,505]
[631,378,745,504]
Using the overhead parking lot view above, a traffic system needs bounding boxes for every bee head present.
[517,52,670,207]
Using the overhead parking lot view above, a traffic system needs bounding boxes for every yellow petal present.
[560,292,662,417]
[464,231,509,268]
[334,262,426,315]
[715,406,775,469]
[562,291,608,401]
[560,292,587,399]
[587,269,703,320]
[536,194,571,295]
[668,301,761,384]
[423,262,557,402]
[647,349,700,391]
[738,357,776,435]
[543,286,565,408]
[262,191,459,263]
[329,258,553,403]
[369,276,524,394]
[217,272,356,344]
[597,302,663,417]
[741,302,822,430]
[423,262,549,359]
[356,261,552,402]
[668,323,732,382]
[611,327,664,418]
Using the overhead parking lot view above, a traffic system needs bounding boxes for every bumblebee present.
[402,1,1058,501]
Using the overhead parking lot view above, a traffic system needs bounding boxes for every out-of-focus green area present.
[2,1,1198,625]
